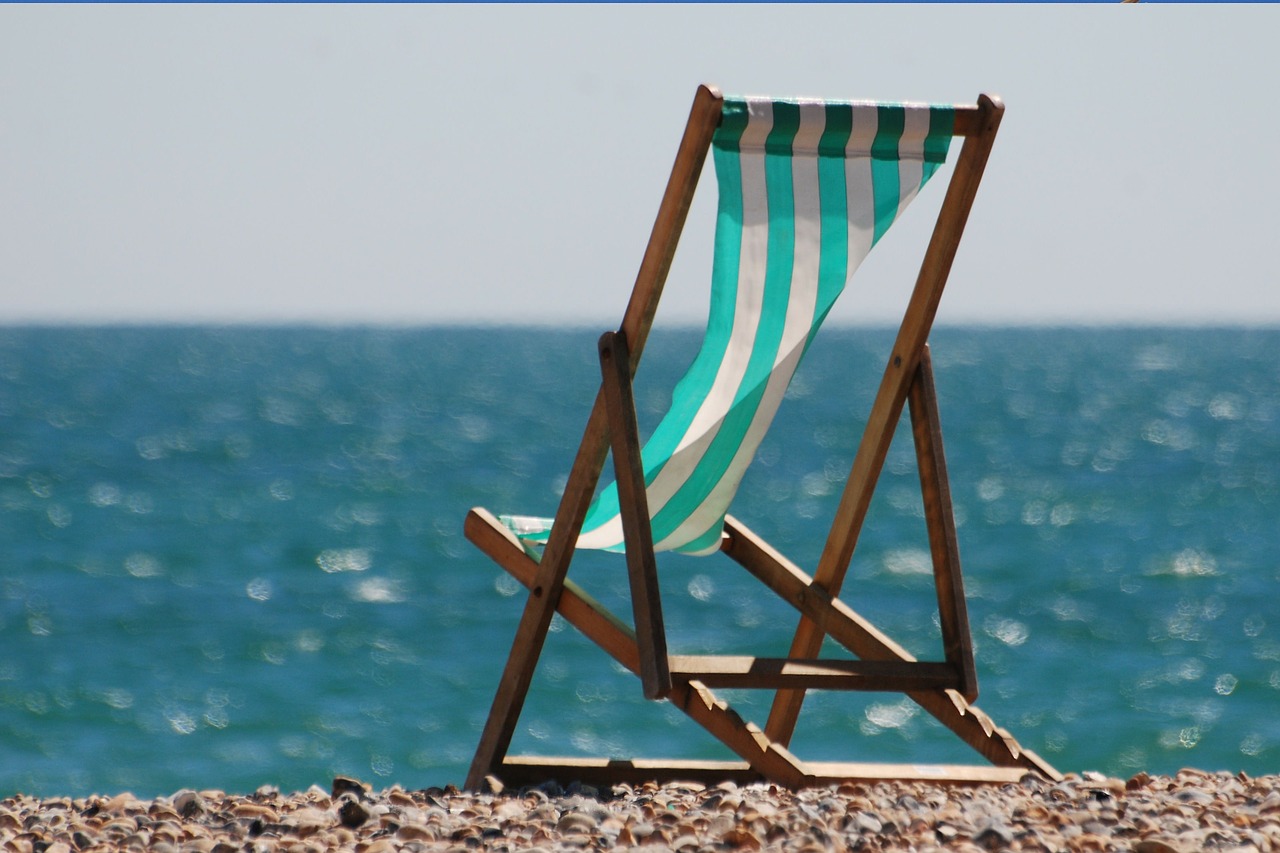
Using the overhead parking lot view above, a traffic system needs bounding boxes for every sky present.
[1,4,1276,328]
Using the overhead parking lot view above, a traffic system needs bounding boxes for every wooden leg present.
[599,330,671,700]
[907,346,977,702]
[463,396,611,791]
[465,508,806,788]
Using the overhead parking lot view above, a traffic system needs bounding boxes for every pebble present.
[2,771,1278,852]
[173,790,206,819]
[331,777,369,800]
[336,797,371,829]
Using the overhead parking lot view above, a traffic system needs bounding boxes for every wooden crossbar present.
[669,656,961,691]
[497,757,1031,789]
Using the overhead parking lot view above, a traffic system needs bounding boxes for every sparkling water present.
[1,326,1276,797]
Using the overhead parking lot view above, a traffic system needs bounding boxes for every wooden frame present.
[463,84,1061,790]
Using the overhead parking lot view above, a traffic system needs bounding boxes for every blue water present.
[1,326,1277,798]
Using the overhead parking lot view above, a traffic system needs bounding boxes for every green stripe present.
[924,106,954,164]
[576,99,752,544]
[871,106,905,245]
[919,106,954,187]
[870,105,903,161]
[817,103,852,158]
[809,102,853,347]
[650,101,801,545]
[717,99,752,144]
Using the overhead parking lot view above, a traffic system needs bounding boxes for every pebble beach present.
[3,770,1277,853]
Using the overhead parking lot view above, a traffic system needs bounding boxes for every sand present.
[3,769,1277,852]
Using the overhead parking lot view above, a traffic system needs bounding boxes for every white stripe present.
[895,158,925,222]
[656,102,827,550]
[578,102,776,551]
[789,99,827,154]
[845,107,878,281]
[898,106,935,159]
[893,108,931,220]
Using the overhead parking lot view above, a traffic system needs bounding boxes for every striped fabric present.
[503,96,956,556]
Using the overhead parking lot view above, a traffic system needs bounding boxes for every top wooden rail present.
[701,87,1000,139]
[953,97,1003,137]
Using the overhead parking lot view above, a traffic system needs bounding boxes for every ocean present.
[1,325,1276,798]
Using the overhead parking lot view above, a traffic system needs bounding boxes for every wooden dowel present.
[907,347,977,701]
[669,655,960,691]
[599,330,671,700]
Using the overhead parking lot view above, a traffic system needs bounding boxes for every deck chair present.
[464,84,1060,790]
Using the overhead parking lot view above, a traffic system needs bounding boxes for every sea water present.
[1,325,1277,798]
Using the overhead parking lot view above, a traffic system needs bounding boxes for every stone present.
[171,788,206,814]
[565,782,598,799]
[491,800,526,822]
[386,791,415,809]
[1176,789,1215,806]
[554,813,597,834]
[330,777,368,801]
[285,807,332,837]
[231,803,277,821]
[974,823,1015,850]
[101,794,134,815]
[853,812,884,834]
[1135,841,1186,853]
[359,840,396,853]
[336,798,370,829]
[720,828,763,850]
[707,813,736,836]
[6,770,1280,853]
[395,823,435,842]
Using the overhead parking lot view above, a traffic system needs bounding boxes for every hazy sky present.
[2,5,1276,327]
